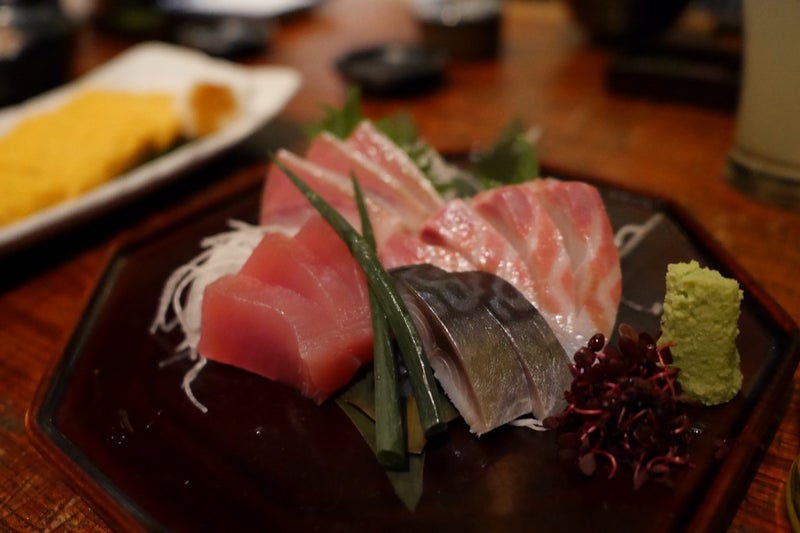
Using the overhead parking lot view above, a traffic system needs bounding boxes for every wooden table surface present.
[2,1,799,531]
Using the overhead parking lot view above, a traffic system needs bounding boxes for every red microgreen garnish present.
[543,324,692,489]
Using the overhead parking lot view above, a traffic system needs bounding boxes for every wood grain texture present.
[1,1,798,531]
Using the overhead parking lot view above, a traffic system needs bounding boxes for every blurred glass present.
[727,0,800,208]
[411,0,502,60]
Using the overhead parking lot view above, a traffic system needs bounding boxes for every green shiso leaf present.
[336,398,425,511]
[307,86,365,139]
[306,89,540,196]
[473,118,539,189]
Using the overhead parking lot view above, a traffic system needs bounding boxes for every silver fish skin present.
[391,264,572,435]
[455,270,572,419]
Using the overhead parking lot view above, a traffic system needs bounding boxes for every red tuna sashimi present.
[472,183,580,343]
[260,149,407,244]
[197,274,373,404]
[379,232,477,272]
[306,132,434,225]
[419,199,537,301]
[527,178,621,338]
[292,214,371,328]
[346,121,444,213]
[240,231,341,305]
[239,226,371,332]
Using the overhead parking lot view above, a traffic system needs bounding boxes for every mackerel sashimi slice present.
[392,264,571,435]
[197,214,374,404]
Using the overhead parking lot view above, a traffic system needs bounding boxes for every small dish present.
[0,41,301,256]
[336,44,447,96]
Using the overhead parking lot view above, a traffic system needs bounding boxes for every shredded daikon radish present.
[150,219,294,412]
[510,417,548,432]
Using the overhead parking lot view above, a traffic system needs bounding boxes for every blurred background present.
[1,0,743,108]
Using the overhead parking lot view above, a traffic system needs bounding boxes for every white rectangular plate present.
[158,0,321,18]
[0,41,301,256]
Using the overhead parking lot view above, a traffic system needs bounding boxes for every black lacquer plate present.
[28,177,800,532]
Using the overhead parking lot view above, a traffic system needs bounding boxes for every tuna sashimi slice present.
[420,199,537,302]
[197,274,373,404]
[346,121,444,213]
[292,215,372,336]
[527,178,622,339]
[239,226,370,334]
[240,231,342,308]
[306,132,434,225]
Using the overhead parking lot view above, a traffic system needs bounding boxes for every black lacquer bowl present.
[28,172,800,532]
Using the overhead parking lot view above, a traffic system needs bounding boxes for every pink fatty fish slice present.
[419,198,537,303]
[260,149,409,245]
[379,231,477,273]
[346,120,444,214]
[471,183,584,354]
[260,149,360,230]
[306,131,436,226]
[526,178,622,341]
[197,274,373,405]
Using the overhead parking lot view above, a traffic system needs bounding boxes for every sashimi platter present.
[29,103,800,532]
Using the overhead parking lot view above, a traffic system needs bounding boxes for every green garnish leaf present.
[306,87,540,196]
[374,111,420,147]
[473,118,540,189]
[336,398,425,511]
[307,86,365,139]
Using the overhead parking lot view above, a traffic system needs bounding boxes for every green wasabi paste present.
[660,260,743,405]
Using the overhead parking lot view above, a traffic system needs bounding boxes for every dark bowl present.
[336,43,448,96]
[565,0,691,46]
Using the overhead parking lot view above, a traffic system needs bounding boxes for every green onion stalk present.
[273,158,448,438]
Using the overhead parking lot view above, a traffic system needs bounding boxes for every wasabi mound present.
[660,260,743,405]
